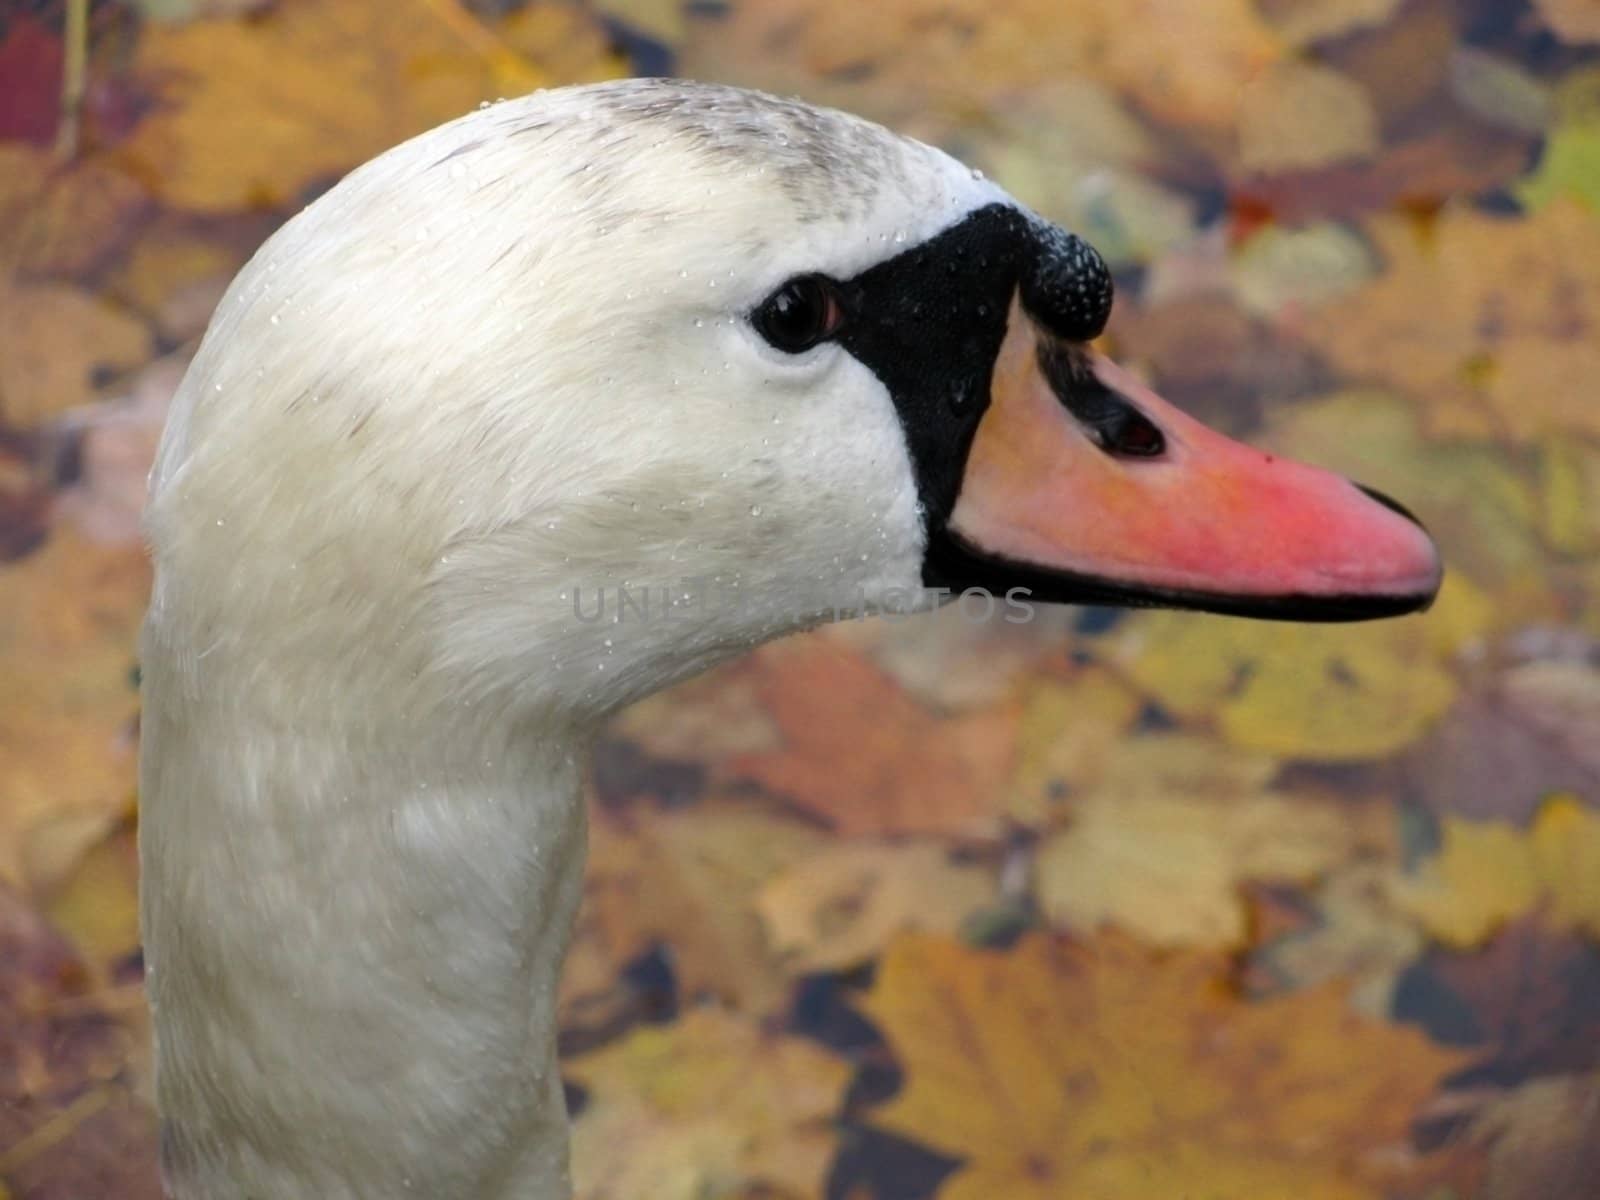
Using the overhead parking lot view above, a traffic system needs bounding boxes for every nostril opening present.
[1356,483,1425,528]
[1094,410,1166,458]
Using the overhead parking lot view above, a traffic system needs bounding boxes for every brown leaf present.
[0,145,153,283]
[863,932,1465,1200]
[1393,918,1600,1086]
[1403,658,1600,824]
[730,636,1018,837]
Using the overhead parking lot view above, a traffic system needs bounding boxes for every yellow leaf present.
[568,1007,849,1200]
[1005,667,1141,825]
[1394,795,1600,947]
[757,841,993,972]
[1110,581,1478,759]
[1036,737,1390,947]
[863,933,1463,1200]
[1258,0,1407,47]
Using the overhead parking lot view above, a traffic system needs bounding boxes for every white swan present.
[139,78,1442,1200]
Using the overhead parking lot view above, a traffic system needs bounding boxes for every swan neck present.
[141,679,592,1200]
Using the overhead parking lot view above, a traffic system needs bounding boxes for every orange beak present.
[925,299,1443,621]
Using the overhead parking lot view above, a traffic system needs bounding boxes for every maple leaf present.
[862,932,1465,1200]
[1034,735,1393,948]
[570,795,827,1021]
[1307,200,1600,443]
[1392,794,1600,948]
[1106,582,1480,760]
[567,1006,849,1200]
[757,840,994,974]
[729,637,1018,837]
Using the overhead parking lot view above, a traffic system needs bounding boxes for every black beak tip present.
[1356,482,1427,530]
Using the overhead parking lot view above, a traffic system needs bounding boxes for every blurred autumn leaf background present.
[3,0,1600,1196]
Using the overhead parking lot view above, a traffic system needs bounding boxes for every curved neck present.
[140,669,591,1200]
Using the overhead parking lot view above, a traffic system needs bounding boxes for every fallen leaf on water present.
[574,795,826,1018]
[40,817,141,976]
[0,284,151,428]
[730,636,1018,837]
[1250,862,1424,1018]
[1402,658,1600,824]
[568,1006,849,1200]
[1004,666,1142,827]
[1393,917,1600,1085]
[757,841,993,974]
[0,528,147,891]
[1308,200,1600,442]
[0,145,153,283]
[1035,736,1390,947]
[1393,794,1600,948]
[116,0,618,213]
[1108,580,1480,760]
[1518,69,1600,212]
[1237,62,1380,174]
[862,932,1464,1200]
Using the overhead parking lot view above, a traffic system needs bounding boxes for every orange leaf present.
[730,636,1018,836]
[864,933,1465,1199]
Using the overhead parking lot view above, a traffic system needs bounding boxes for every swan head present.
[145,79,1442,723]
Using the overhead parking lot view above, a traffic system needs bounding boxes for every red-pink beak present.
[924,298,1442,621]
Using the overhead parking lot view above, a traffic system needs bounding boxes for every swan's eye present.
[752,276,844,353]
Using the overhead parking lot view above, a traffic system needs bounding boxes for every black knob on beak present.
[1020,222,1114,343]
